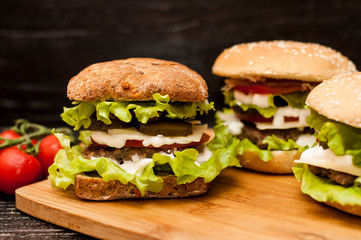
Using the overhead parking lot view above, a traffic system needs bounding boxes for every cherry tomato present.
[36,135,63,179]
[0,130,22,154]
[123,133,211,148]
[0,148,42,195]
[19,139,38,152]
[0,130,21,140]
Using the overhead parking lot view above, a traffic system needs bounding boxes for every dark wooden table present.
[0,193,96,239]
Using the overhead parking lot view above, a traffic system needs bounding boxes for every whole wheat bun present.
[306,72,361,129]
[237,150,301,174]
[67,58,208,102]
[75,173,210,200]
[213,40,356,82]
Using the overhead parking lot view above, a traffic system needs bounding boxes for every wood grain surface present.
[15,168,361,240]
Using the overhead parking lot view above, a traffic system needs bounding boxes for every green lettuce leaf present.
[238,135,309,162]
[293,164,361,206]
[263,135,310,152]
[207,124,242,168]
[49,132,238,196]
[209,121,309,162]
[61,93,214,130]
[223,90,308,118]
[307,109,361,167]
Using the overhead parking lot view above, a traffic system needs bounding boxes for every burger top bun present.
[67,58,208,102]
[306,72,361,129]
[212,40,356,82]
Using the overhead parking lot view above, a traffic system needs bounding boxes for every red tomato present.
[0,130,22,154]
[228,78,317,94]
[19,139,38,151]
[0,148,42,195]
[0,130,21,140]
[123,133,211,148]
[36,135,63,179]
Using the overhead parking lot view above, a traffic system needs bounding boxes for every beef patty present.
[82,144,205,164]
[237,122,314,149]
[308,165,357,186]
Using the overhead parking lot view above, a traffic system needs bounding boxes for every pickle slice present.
[138,121,193,136]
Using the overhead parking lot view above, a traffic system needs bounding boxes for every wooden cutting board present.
[15,168,361,240]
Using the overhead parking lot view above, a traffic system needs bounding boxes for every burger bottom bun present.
[75,173,210,200]
[325,201,361,217]
[238,150,301,174]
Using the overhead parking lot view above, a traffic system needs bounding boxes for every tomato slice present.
[123,133,211,148]
[233,85,304,94]
[227,78,317,94]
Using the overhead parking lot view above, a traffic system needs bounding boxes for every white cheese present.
[91,124,208,148]
[256,106,309,130]
[295,134,316,147]
[234,91,270,108]
[216,111,244,135]
[295,145,361,176]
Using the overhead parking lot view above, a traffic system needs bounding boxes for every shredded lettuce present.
[293,164,361,206]
[48,132,239,196]
[223,90,308,118]
[61,93,214,130]
[307,109,361,167]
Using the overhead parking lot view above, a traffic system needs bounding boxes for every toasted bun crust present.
[75,173,210,200]
[67,58,208,102]
[307,72,361,129]
[325,201,361,217]
[237,150,301,174]
[213,40,356,82]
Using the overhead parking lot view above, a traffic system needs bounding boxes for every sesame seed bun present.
[306,72,361,129]
[237,150,301,174]
[213,40,356,82]
[67,58,208,102]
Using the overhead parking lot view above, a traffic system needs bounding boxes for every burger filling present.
[296,144,361,187]
[216,78,318,158]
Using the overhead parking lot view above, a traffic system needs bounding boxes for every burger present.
[294,72,361,216]
[48,58,240,200]
[209,40,356,174]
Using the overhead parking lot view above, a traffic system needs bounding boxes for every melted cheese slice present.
[91,124,208,148]
[256,106,309,130]
[295,145,361,176]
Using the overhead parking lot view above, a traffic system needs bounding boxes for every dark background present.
[1,1,361,238]
[1,0,361,128]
